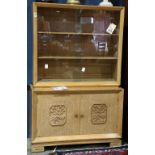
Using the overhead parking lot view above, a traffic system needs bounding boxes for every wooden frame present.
[32,2,125,87]
[33,3,38,84]
[31,86,124,152]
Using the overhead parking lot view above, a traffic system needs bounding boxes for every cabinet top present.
[33,2,124,11]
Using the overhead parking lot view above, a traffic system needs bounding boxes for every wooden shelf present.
[38,31,118,36]
[35,2,124,11]
[38,56,118,60]
[38,78,115,82]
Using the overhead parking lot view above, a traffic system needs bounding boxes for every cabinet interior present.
[36,7,121,82]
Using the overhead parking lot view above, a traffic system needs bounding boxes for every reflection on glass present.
[37,7,120,81]
[38,34,118,57]
[38,8,120,34]
[38,59,117,81]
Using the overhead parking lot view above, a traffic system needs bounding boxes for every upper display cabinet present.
[33,2,125,87]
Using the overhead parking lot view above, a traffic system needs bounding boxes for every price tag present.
[106,23,117,34]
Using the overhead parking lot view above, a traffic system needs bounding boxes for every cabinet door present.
[79,91,123,137]
[34,4,125,85]
[36,93,79,137]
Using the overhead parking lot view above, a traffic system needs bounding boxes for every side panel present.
[33,3,38,84]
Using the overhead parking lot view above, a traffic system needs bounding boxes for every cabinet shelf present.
[38,31,118,36]
[38,56,118,60]
[38,78,115,82]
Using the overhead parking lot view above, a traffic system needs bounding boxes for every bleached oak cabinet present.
[31,2,125,152]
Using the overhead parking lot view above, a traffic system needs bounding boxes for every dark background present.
[27,0,128,143]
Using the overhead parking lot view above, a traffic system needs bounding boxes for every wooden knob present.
[74,114,78,118]
[80,114,84,118]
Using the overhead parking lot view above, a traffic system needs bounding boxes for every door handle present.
[74,114,84,118]
[80,114,84,118]
[74,114,78,118]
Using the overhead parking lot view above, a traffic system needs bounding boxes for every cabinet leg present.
[110,139,122,147]
[31,145,44,152]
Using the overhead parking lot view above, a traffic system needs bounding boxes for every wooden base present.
[31,139,122,153]
[110,139,122,147]
[31,145,44,152]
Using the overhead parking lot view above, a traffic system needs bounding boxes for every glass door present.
[37,7,121,82]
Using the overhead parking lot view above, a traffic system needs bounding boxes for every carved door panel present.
[36,93,79,137]
[79,92,120,135]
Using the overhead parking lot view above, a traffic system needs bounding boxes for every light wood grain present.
[31,145,44,153]
[117,8,125,85]
[117,89,124,136]
[36,94,79,137]
[79,93,121,135]
[31,87,124,148]
[31,3,125,152]
[31,91,37,141]
[32,86,123,92]
[38,56,118,60]
[32,2,125,86]
[110,139,122,147]
[34,81,118,87]
[31,138,121,152]
[33,3,38,84]
[34,2,124,11]
[38,31,119,36]
[32,133,121,144]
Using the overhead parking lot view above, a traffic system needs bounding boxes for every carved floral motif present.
[91,104,107,124]
[49,105,66,126]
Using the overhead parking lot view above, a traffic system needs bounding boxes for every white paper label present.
[106,23,117,34]
[98,42,106,49]
[52,86,68,91]
[44,64,48,69]
[81,67,86,72]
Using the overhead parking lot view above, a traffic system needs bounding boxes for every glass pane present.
[38,59,117,81]
[38,34,118,57]
[37,8,120,34]
[37,7,120,82]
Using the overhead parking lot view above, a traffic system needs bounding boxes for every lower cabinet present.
[31,87,124,151]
